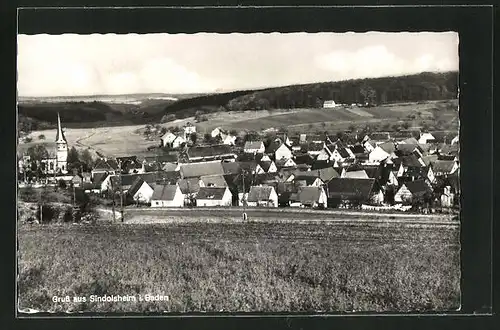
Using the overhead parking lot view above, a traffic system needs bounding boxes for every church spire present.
[55,112,67,143]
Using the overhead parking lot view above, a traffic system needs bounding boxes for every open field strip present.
[18,221,460,313]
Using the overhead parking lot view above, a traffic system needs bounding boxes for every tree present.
[38,134,45,140]
[58,179,67,189]
[360,84,377,105]
[204,133,212,144]
[190,133,198,145]
[67,147,79,171]
[24,137,33,143]
[402,122,411,130]
[160,127,168,135]
[80,149,94,171]
[194,110,204,122]
[26,145,49,162]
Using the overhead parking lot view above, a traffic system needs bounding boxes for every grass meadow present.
[18,221,460,313]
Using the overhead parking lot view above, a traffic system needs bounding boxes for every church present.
[41,113,68,175]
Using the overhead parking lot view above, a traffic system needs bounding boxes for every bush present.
[24,137,33,143]
[38,134,45,140]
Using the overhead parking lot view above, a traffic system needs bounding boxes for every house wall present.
[394,185,413,203]
[268,163,277,173]
[369,147,390,163]
[275,145,292,160]
[133,182,154,204]
[196,189,232,207]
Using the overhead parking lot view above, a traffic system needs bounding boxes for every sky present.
[17,32,459,97]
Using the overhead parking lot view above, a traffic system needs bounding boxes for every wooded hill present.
[157,71,458,120]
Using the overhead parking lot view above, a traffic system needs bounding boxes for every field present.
[18,100,458,158]
[18,219,460,313]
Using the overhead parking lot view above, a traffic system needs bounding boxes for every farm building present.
[160,132,177,147]
[179,161,225,178]
[247,186,278,208]
[244,141,265,154]
[187,145,236,162]
[127,178,154,205]
[327,178,383,207]
[394,180,432,204]
[295,186,328,208]
[431,160,459,176]
[323,100,340,108]
[196,187,232,207]
[151,184,184,207]
[368,141,396,163]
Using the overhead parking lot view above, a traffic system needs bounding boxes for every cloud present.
[315,45,457,80]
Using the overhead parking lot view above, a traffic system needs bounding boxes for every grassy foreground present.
[17,222,460,313]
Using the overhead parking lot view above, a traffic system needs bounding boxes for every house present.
[200,175,229,187]
[179,161,225,178]
[432,160,459,176]
[276,157,296,168]
[211,127,223,138]
[177,177,203,202]
[187,145,236,162]
[127,178,155,205]
[221,134,237,146]
[196,187,232,207]
[342,169,369,179]
[323,100,339,108]
[151,184,184,207]
[274,143,293,161]
[331,147,352,163]
[171,135,187,149]
[247,186,278,207]
[91,158,118,178]
[238,161,261,175]
[259,160,277,173]
[394,180,432,204]
[403,166,436,184]
[301,142,332,160]
[311,160,339,171]
[292,175,324,187]
[183,122,196,138]
[294,153,316,166]
[117,156,145,174]
[327,178,383,207]
[83,172,112,194]
[244,141,265,154]
[160,132,177,147]
[221,161,241,175]
[295,186,328,208]
[368,141,396,163]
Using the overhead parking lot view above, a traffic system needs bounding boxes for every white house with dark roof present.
[196,187,232,207]
[418,132,436,144]
[323,100,340,108]
[151,184,184,207]
[247,186,278,207]
[160,132,177,147]
[127,178,155,205]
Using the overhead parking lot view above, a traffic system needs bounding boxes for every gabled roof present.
[378,141,396,154]
[200,175,228,187]
[404,180,431,195]
[244,141,264,150]
[298,187,325,204]
[143,153,178,164]
[276,157,295,167]
[254,172,281,185]
[187,145,235,158]
[293,175,322,186]
[396,143,419,156]
[259,160,274,172]
[343,170,369,179]
[311,160,336,170]
[247,186,275,202]
[151,184,179,201]
[294,153,316,165]
[238,161,258,172]
[196,187,228,200]
[327,178,377,200]
[177,178,201,194]
[337,147,351,158]
[92,172,109,185]
[422,155,439,166]
[221,161,241,175]
[93,158,119,171]
[265,140,283,154]
[179,161,225,178]
[432,160,457,173]
[292,167,340,183]
[224,173,253,194]
[350,145,366,154]
[394,154,424,168]
[301,142,324,152]
[369,132,391,141]
[127,178,150,197]
[162,162,178,172]
[401,137,420,145]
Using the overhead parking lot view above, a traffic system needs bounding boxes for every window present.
[49,162,54,170]
[62,165,65,171]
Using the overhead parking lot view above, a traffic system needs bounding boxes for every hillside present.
[157,71,458,120]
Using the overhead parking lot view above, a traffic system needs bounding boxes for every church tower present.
[55,112,68,174]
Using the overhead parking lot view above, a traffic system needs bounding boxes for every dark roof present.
[224,173,253,194]
[151,184,179,201]
[378,141,396,154]
[237,152,265,162]
[311,160,336,170]
[200,175,228,187]
[259,160,274,172]
[127,177,148,197]
[265,140,283,154]
[337,147,351,158]
[350,145,366,154]
[244,141,264,150]
[396,143,419,156]
[196,187,228,200]
[247,186,275,202]
[276,158,295,167]
[188,145,235,159]
[221,161,241,175]
[392,130,420,139]
[116,156,137,163]
[254,172,281,185]
[369,132,391,141]
[301,142,324,152]
[432,160,456,173]
[327,178,376,200]
[394,154,424,168]
[294,153,316,165]
[404,180,431,195]
[306,135,326,143]
[430,131,457,143]
[93,158,118,171]
[422,155,439,166]
[401,137,420,145]
[179,161,225,178]
[143,153,178,164]
[293,167,340,183]
[92,172,109,185]
[405,166,431,179]
[298,187,324,204]
[438,144,459,155]
[177,178,201,194]
[293,175,321,186]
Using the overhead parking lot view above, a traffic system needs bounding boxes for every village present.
[18,109,460,218]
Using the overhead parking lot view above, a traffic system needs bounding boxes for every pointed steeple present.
[55,112,67,144]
